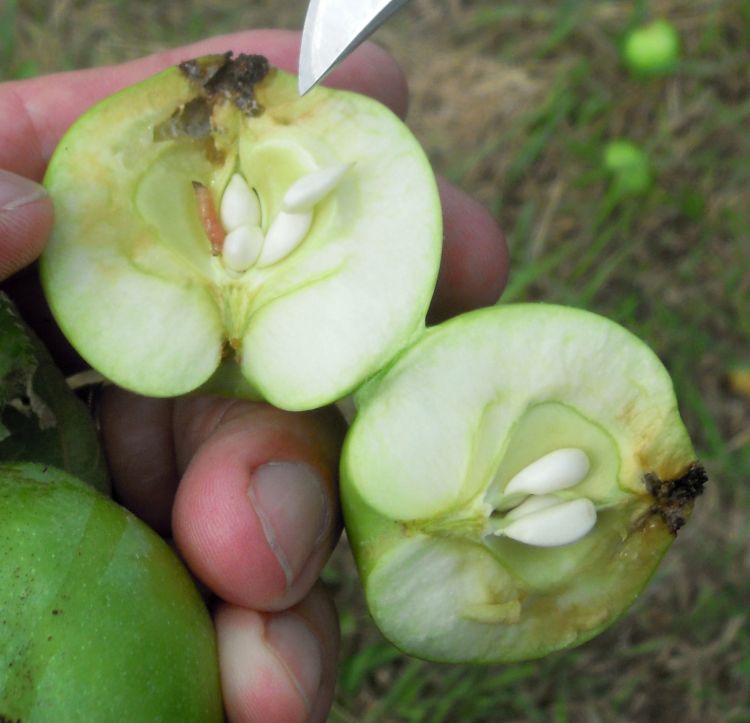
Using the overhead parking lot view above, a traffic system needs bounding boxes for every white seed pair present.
[494,448,597,548]
[220,174,263,272]
[218,163,351,273]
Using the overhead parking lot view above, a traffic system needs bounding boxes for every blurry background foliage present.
[4,1,750,721]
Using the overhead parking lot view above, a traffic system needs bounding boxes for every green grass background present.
[4,1,749,721]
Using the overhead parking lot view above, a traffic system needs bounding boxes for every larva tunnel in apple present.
[40,53,441,411]
[341,304,706,663]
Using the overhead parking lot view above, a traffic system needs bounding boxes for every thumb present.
[0,169,53,281]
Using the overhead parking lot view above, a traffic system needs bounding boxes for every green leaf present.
[0,292,109,493]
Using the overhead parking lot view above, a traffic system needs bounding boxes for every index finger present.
[0,29,409,181]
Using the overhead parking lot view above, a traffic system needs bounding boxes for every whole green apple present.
[341,304,705,663]
[0,463,223,721]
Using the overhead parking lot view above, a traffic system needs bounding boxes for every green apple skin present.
[341,304,705,663]
[0,463,223,722]
[40,54,441,411]
[623,20,681,77]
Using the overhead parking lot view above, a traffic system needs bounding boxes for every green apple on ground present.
[0,462,222,722]
[341,304,705,663]
[41,53,441,411]
[603,139,652,196]
[623,20,681,77]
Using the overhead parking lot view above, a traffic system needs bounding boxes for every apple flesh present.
[41,53,441,411]
[341,304,705,663]
[0,463,223,721]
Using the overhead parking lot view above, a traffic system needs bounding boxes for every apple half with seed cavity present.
[41,53,441,410]
[341,304,706,663]
[0,463,222,721]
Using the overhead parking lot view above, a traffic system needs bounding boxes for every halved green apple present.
[41,53,441,411]
[341,304,705,663]
[0,462,222,721]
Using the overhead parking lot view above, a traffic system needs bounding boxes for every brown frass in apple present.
[154,53,271,145]
[180,52,270,117]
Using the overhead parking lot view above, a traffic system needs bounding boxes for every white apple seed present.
[282,163,352,213]
[501,498,597,547]
[502,494,562,522]
[221,224,264,273]
[220,173,261,232]
[256,210,313,268]
[504,448,590,496]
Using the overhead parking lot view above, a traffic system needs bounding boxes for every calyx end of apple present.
[644,462,707,534]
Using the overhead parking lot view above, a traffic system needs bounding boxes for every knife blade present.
[298,0,411,95]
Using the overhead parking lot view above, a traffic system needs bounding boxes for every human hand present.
[0,30,508,723]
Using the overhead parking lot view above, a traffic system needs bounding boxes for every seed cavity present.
[222,224,264,273]
[504,448,590,496]
[500,498,597,547]
[214,163,349,272]
[221,173,261,232]
[256,210,313,268]
[282,163,352,213]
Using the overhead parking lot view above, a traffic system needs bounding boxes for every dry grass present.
[5,0,750,721]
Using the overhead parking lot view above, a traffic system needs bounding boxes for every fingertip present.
[0,169,52,281]
[171,400,343,611]
[216,586,338,723]
[292,584,340,723]
[429,177,509,323]
[216,605,312,723]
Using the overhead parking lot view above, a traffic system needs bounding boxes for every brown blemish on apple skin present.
[644,462,707,534]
